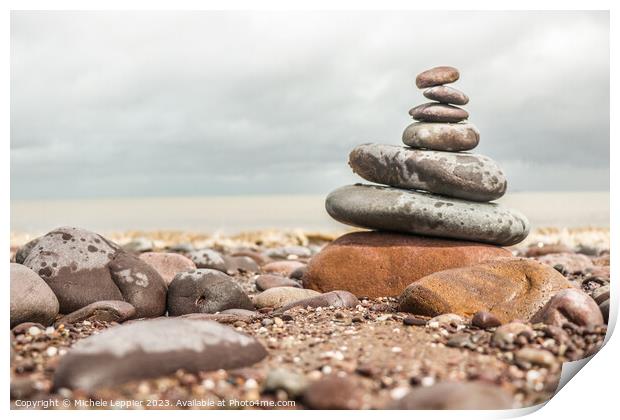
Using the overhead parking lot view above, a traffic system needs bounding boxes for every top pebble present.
[415,66,460,88]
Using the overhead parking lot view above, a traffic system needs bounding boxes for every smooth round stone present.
[55,300,136,326]
[52,318,267,391]
[409,102,469,123]
[535,252,594,274]
[276,290,360,313]
[254,287,321,309]
[10,263,59,327]
[188,248,226,272]
[389,381,513,409]
[402,122,479,152]
[138,252,197,286]
[415,66,460,88]
[167,269,253,316]
[423,85,469,105]
[255,274,301,291]
[326,184,529,246]
[349,143,506,202]
[472,311,502,329]
[303,375,364,410]
[531,289,603,327]
[261,261,306,277]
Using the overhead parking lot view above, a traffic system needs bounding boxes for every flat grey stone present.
[409,102,468,123]
[349,143,506,202]
[402,122,479,152]
[325,184,530,246]
[53,318,267,391]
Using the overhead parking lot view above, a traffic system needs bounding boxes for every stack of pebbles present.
[325,66,529,246]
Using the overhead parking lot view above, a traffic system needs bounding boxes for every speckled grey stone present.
[423,85,469,105]
[402,122,479,152]
[409,103,468,123]
[325,184,529,246]
[349,144,506,202]
[188,248,227,272]
[53,318,267,391]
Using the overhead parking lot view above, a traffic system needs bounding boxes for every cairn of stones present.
[326,66,529,246]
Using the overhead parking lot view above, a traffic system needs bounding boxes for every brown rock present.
[56,300,136,326]
[304,232,511,298]
[223,255,260,275]
[409,102,469,123]
[535,252,594,274]
[277,291,360,313]
[415,66,460,88]
[262,261,306,277]
[472,311,502,329]
[398,258,572,323]
[255,274,300,291]
[138,252,196,285]
[389,381,513,409]
[254,287,320,309]
[531,289,603,327]
[524,244,573,257]
[303,376,364,409]
[423,85,469,105]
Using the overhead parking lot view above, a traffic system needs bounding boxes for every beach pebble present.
[220,308,259,318]
[303,375,364,409]
[428,313,465,327]
[515,348,556,368]
[423,85,469,105]
[304,231,510,298]
[167,269,253,316]
[389,381,513,409]
[415,66,460,88]
[230,249,271,265]
[53,318,267,391]
[492,322,533,347]
[264,369,309,398]
[289,265,307,280]
[223,255,260,275]
[398,258,571,323]
[277,290,360,313]
[188,248,227,272]
[264,246,312,259]
[349,143,507,202]
[531,289,603,328]
[472,311,502,329]
[55,300,136,326]
[524,244,573,257]
[255,274,301,291]
[10,263,59,327]
[535,252,594,274]
[108,252,168,318]
[14,237,40,264]
[254,287,321,309]
[325,185,530,246]
[138,252,197,285]
[121,237,154,253]
[262,261,306,277]
[409,103,469,123]
[402,122,479,152]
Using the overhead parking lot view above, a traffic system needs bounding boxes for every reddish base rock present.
[398,258,572,323]
[303,232,511,298]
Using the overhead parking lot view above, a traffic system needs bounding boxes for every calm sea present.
[10,192,609,236]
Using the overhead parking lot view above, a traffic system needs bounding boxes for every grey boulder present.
[326,184,529,246]
[349,143,507,202]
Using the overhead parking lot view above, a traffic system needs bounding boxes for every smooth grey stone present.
[349,143,507,202]
[402,122,479,152]
[167,269,254,315]
[55,300,136,326]
[275,290,360,314]
[325,184,530,246]
[52,318,267,391]
[10,263,59,327]
[188,248,227,272]
[415,66,459,88]
[423,85,469,105]
[409,102,468,123]
[15,238,40,264]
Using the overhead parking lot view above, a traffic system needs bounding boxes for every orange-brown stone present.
[398,258,573,323]
[303,232,511,298]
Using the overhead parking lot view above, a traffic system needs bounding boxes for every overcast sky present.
[11,11,609,199]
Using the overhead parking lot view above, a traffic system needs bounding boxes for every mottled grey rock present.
[349,143,506,201]
[108,252,167,318]
[409,103,468,123]
[402,122,479,152]
[326,184,529,246]
[223,255,260,275]
[121,237,153,253]
[10,263,59,327]
[188,248,227,272]
[56,300,136,326]
[389,381,513,409]
[23,227,122,313]
[255,274,301,291]
[531,289,603,327]
[53,318,268,391]
[277,291,360,313]
[167,269,254,315]
[254,287,321,309]
[423,85,469,105]
[415,66,460,88]
[15,238,40,264]
[264,246,312,259]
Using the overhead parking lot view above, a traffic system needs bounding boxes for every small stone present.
[10,263,59,327]
[535,253,594,274]
[409,103,469,123]
[428,313,465,327]
[122,237,153,253]
[254,287,321,309]
[276,290,359,313]
[255,275,301,291]
[472,311,502,329]
[264,246,312,259]
[303,375,364,409]
[138,252,197,286]
[289,266,308,280]
[188,248,227,272]
[389,381,513,409]
[261,261,306,277]
[531,289,603,328]
[515,348,556,368]
[56,300,136,326]
[52,318,267,391]
[14,238,40,264]
[403,316,426,326]
[402,122,479,152]
[416,66,460,88]
[223,255,260,275]
[423,85,469,105]
[492,322,533,347]
[524,244,573,257]
[264,369,309,398]
[167,269,254,315]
